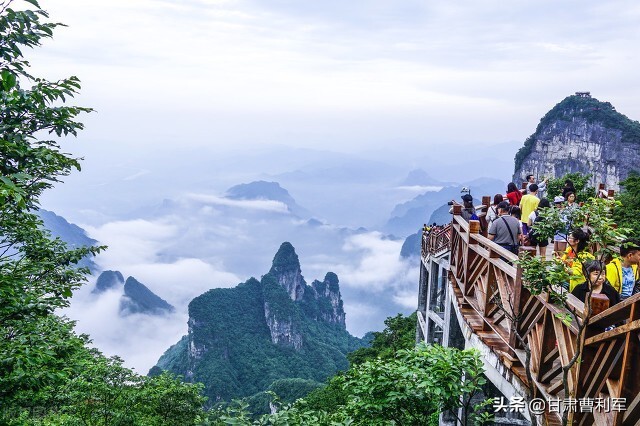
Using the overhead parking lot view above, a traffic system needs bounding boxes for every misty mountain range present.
[47,156,507,372]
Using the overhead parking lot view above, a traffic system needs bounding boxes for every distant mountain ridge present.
[38,209,99,272]
[152,242,364,403]
[225,181,311,218]
[386,178,505,237]
[93,270,175,316]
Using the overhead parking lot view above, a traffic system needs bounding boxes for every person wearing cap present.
[449,193,477,222]
[460,194,476,222]
[606,239,640,299]
[488,201,521,255]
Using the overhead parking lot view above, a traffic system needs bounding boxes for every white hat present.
[553,196,565,204]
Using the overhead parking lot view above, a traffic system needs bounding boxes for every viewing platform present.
[417,196,640,426]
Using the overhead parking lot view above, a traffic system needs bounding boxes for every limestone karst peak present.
[269,242,305,301]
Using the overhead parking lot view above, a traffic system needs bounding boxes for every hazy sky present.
[30,0,640,160]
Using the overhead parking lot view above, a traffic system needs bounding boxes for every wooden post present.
[469,220,480,240]
[521,182,528,191]
[607,189,615,198]
[598,183,605,191]
[452,204,462,215]
[482,195,491,208]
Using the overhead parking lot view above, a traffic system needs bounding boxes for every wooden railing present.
[422,223,452,257]
[438,212,640,425]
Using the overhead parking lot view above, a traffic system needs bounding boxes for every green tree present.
[347,312,417,365]
[0,0,102,412]
[210,344,492,426]
[546,172,594,202]
[0,3,208,424]
[613,170,640,237]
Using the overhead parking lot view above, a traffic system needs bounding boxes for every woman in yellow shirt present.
[562,229,594,291]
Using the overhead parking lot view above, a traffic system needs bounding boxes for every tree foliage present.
[347,312,417,366]
[613,170,640,237]
[209,344,491,426]
[546,172,594,203]
[0,2,207,424]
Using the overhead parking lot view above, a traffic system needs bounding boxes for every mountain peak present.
[93,270,124,294]
[269,242,305,301]
[514,94,640,188]
[225,181,311,218]
[120,277,175,316]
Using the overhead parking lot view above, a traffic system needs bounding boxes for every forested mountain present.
[152,242,365,402]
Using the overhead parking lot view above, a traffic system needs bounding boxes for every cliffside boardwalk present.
[417,199,640,426]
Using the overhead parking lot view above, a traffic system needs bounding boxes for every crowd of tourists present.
[450,174,640,309]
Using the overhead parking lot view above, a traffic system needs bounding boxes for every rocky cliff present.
[153,242,363,402]
[513,94,640,189]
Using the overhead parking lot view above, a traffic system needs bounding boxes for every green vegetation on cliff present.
[613,171,640,237]
[514,95,640,172]
[154,243,364,405]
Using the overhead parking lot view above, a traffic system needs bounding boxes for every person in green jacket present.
[606,239,640,299]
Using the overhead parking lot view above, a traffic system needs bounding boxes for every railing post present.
[481,196,491,209]
[469,220,480,242]
[452,204,462,216]
[607,189,615,198]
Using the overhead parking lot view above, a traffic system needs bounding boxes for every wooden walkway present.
[425,206,640,426]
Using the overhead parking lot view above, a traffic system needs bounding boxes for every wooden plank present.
[622,388,640,425]
[616,303,640,426]
[585,319,640,346]
[589,296,640,329]
[582,340,624,398]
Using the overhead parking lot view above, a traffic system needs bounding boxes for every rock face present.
[154,242,364,403]
[268,242,306,302]
[513,94,640,189]
[310,272,346,327]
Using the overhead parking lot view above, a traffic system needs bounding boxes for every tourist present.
[562,179,576,199]
[562,228,594,291]
[509,205,525,244]
[519,184,540,234]
[506,182,523,206]
[526,174,548,197]
[528,198,551,257]
[488,201,521,255]
[486,194,503,229]
[605,239,640,300]
[571,260,620,308]
[449,194,477,222]
[564,191,578,210]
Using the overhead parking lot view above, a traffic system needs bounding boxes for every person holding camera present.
[449,193,477,222]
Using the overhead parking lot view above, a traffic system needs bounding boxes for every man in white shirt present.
[526,174,547,198]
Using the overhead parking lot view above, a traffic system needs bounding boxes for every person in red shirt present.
[506,182,523,206]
